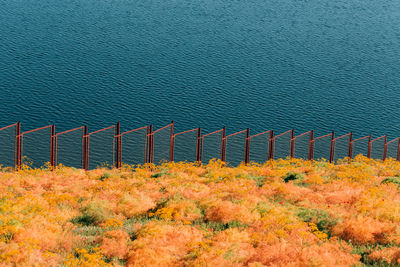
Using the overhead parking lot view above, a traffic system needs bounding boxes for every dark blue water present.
[1,0,399,139]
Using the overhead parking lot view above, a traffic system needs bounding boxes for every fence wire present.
[88,127,115,170]
[273,131,292,159]
[370,136,385,160]
[201,130,223,163]
[351,136,370,158]
[293,132,311,160]
[386,138,400,160]
[21,128,52,168]
[312,134,332,161]
[120,128,147,166]
[56,127,84,168]
[0,124,16,168]
[248,131,271,164]
[225,131,247,166]
[173,130,198,162]
[333,134,351,162]
[3,123,400,168]
[152,125,172,164]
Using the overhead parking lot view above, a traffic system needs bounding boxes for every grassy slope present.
[1,156,400,266]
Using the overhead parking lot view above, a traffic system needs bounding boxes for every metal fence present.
[1,121,399,170]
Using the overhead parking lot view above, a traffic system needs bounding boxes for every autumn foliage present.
[1,155,400,266]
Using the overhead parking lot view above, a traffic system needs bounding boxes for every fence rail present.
[1,122,400,170]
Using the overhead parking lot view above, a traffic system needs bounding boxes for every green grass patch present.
[99,172,111,181]
[151,171,169,178]
[297,207,337,236]
[248,175,266,188]
[381,177,400,188]
[191,220,248,233]
[71,201,109,226]
[282,172,304,183]
[256,201,271,216]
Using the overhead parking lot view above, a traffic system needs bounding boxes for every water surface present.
[0,0,399,140]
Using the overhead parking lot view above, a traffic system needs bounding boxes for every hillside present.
[1,156,400,266]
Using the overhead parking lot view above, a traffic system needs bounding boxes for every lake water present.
[1,0,400,140]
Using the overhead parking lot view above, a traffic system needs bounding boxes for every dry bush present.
[186,228,255,266]
[2,157,400,266]
[127,222,203,266]
[368,247,400,265]
[115,192,156,218]
[205,200,260,225]
[332,216,397,245]
[100,229,131,259]
[153,198,202,223]
[247,240,360,266]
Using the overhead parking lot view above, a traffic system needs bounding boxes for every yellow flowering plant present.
[0,156,399,266]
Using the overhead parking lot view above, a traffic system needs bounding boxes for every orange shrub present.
[247,240,360,266]
[100,229,131,259]
[332,216,396,245]
[151,198,202,223]
[127,222,203,266]
[368,247,400,265]
[2,156,400,266]
[205,200,260,225]
[186,228,255,266]
[115,192,156,218]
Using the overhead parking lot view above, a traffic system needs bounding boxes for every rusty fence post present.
[329,131,335,163]
[221,126,226,162]
[290,138,295,159]
[290,129,295,158]
[244,128,250,165]
[348,132,353,159]
[308,130,314,160]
